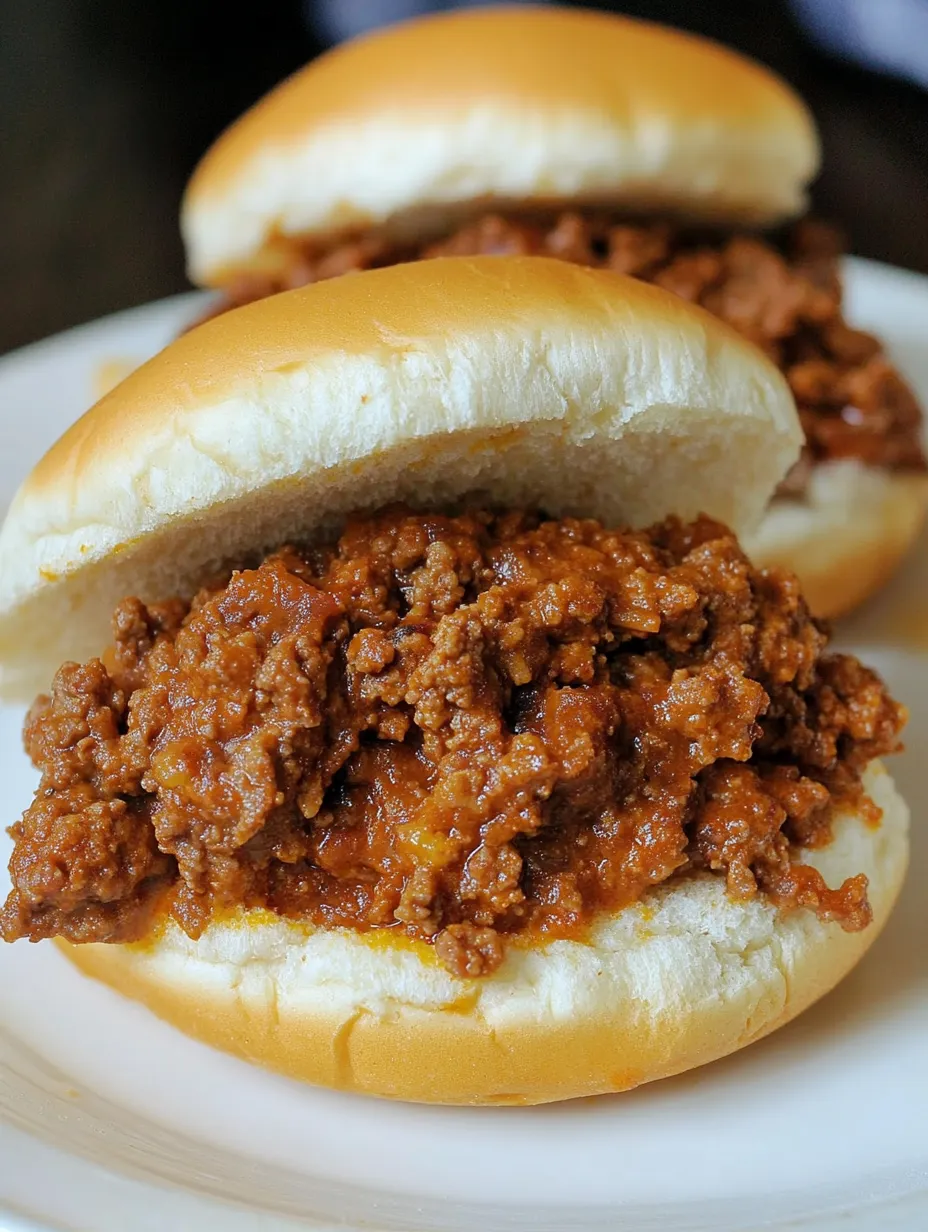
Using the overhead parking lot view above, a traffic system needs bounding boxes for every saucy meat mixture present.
[200,214,926,488]
[1,508,904,977]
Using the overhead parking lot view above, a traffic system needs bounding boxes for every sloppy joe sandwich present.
[181,4,928,618]
[0,257,910,1106]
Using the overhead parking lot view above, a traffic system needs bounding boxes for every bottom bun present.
[63,763,908,1106]
[743,462,928,620]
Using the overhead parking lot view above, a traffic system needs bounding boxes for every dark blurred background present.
[2,0,927,354]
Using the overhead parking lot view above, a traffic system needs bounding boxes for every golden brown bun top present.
[0,256,800,699]
[182,6,819,285]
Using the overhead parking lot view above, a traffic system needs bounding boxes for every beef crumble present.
[1,509,904,977]
[196,214,925,482]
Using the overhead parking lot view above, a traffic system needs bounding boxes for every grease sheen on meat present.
[1,510,904,978]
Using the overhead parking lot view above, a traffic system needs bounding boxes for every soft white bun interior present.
[0,257,800,700]
[181,6,819,285]
[64,762,908,1105]
[745,462,928,619]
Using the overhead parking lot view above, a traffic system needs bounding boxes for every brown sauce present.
[1,509,904,977]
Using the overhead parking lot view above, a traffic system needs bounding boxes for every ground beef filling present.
[201,213,925,484]
[1,510,904,978]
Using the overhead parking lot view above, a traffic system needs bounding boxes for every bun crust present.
[0,257,800,700]
[62,763,908,1105]
[182,6,819,285]
[745,463,928,619]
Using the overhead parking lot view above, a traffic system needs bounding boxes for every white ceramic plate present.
[0,266,926,1232]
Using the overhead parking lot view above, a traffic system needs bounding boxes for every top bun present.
[0,256,800,700]
[182,5,819,286]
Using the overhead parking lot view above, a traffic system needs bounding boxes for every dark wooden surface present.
[2,0,927,355]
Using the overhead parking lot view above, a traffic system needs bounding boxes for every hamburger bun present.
[182,6,819,287]
[176,5,928,622]
[1,257,905,1105]
[0,256,801,701]
[62,762,908,1105]
[744,461,928,620]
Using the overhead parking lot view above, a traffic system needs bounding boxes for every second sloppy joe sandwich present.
[0,257,910,1105]
[182,4,928,619]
